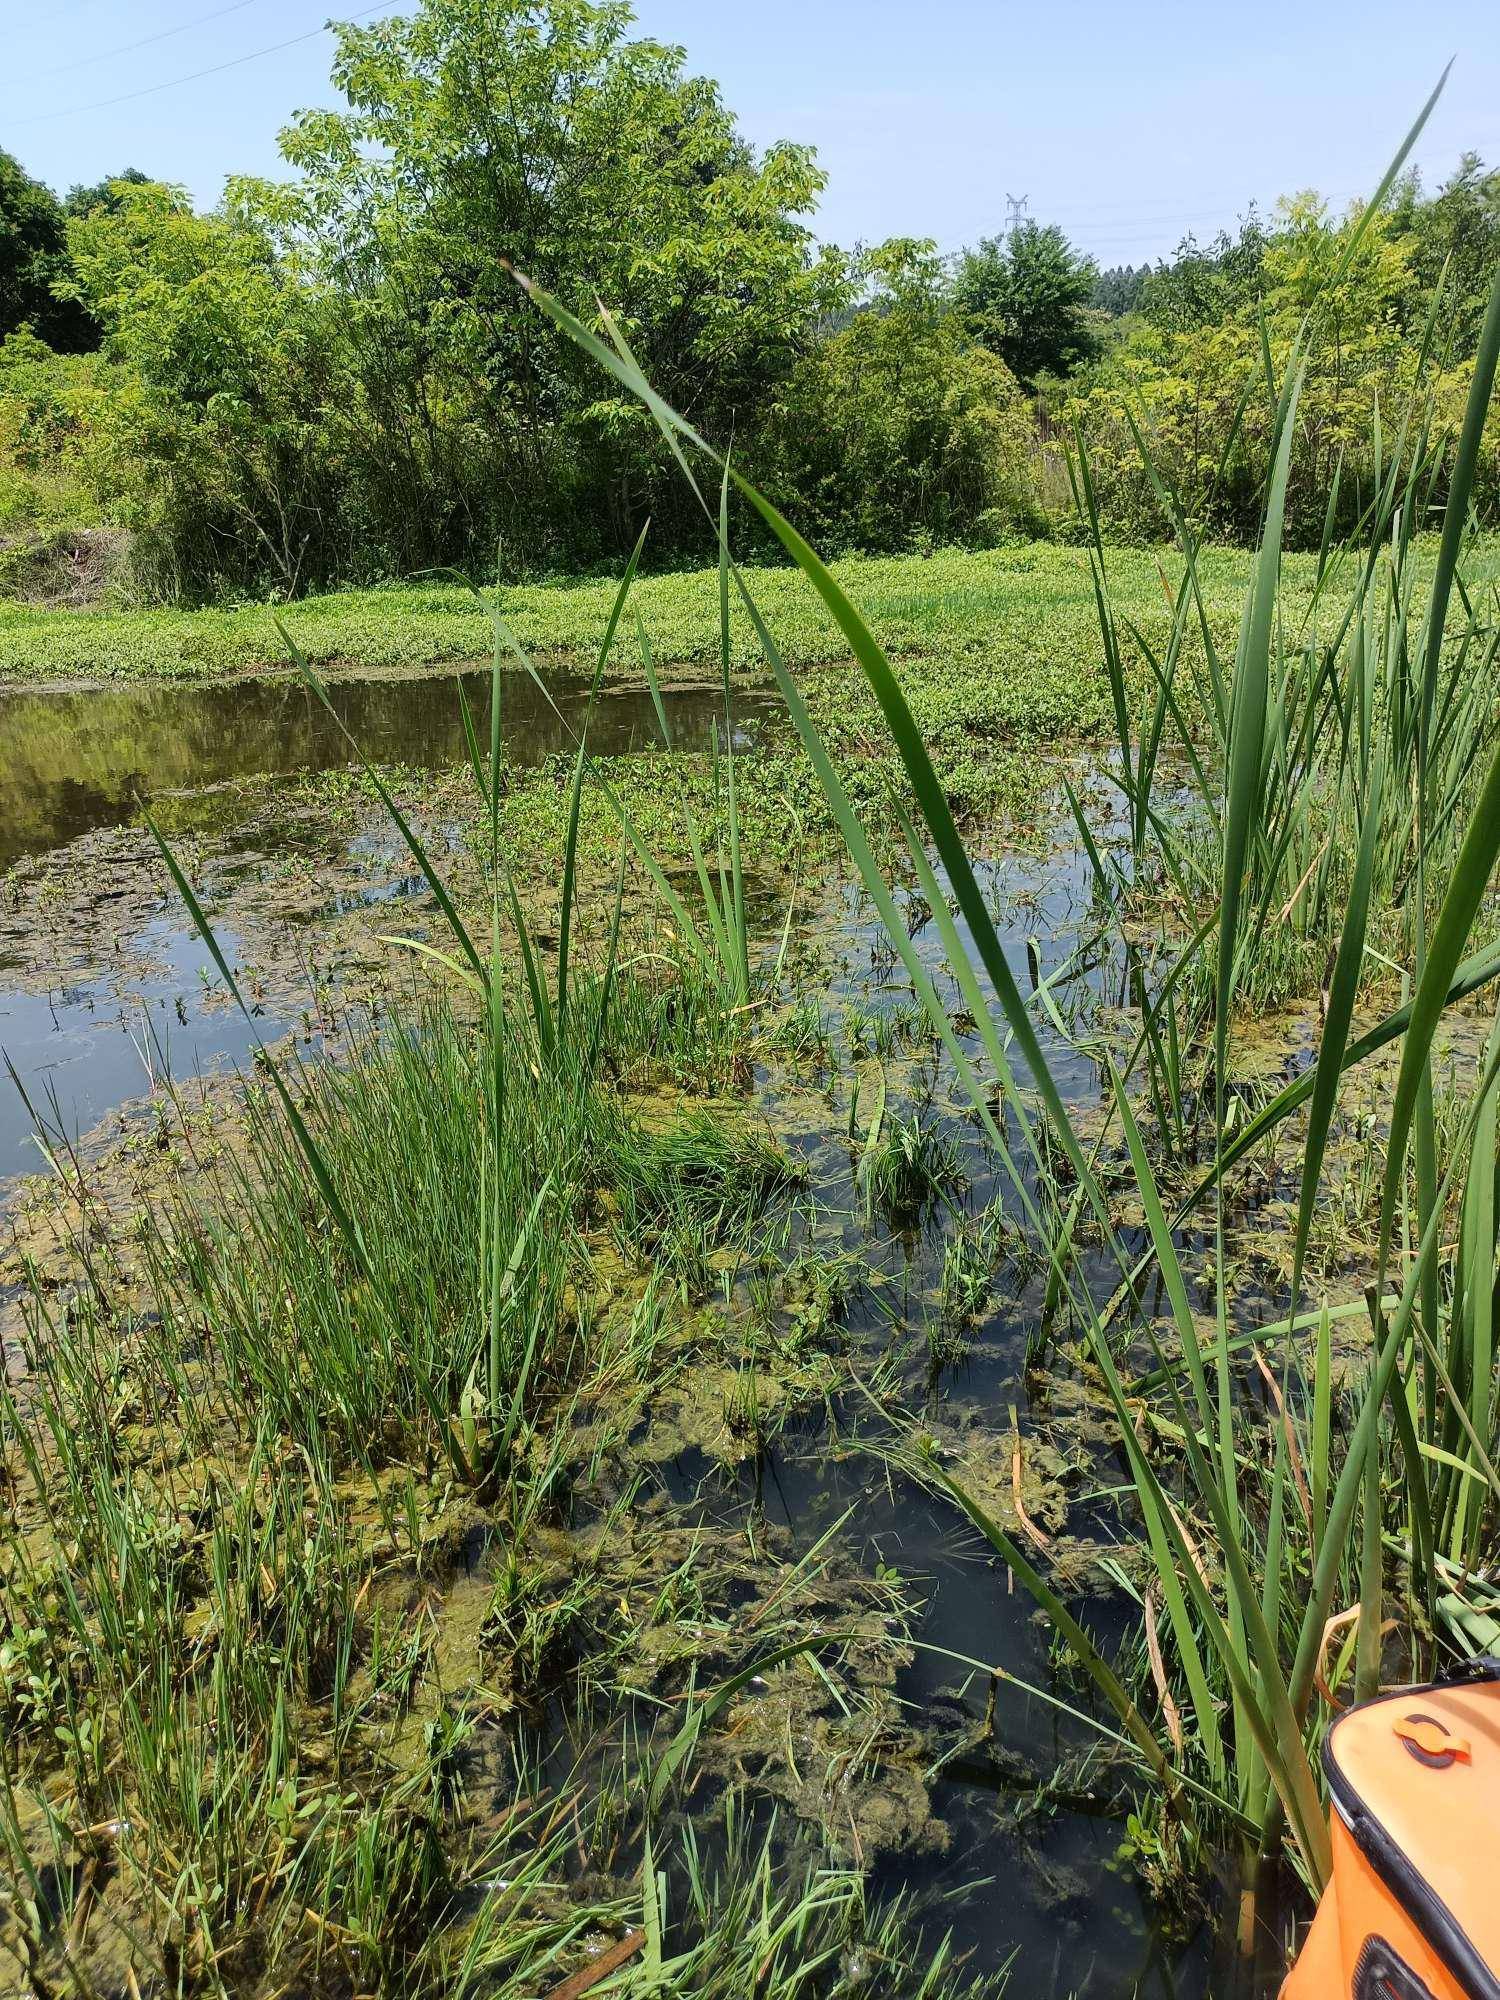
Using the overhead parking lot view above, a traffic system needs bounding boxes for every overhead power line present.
[25,0,265,84]
[6,2,391,128]
[1002,158,1496,241]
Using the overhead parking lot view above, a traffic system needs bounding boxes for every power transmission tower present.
[1004,193,1030,241]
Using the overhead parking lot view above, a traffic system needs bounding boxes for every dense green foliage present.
[1066,163,1500,540]
[0,149,96,354]
[1091,263,1147,316]
[246,0,847,582]
[755,242,1043,550]
[0,1,1497,602]
[953,219,1101,384]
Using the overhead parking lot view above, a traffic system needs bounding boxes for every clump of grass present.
[762,1245,864,1352]
[846,997,934,1059]
[637,1798,1007,1997]
[152,1006,585,1474]
[861,1111,968,1227]
[939,1203,1008,1325]
[926,1210,1009,1368]
[608,1108,806,1270]
[767,995,836,1064]
[0,1240,644,1998]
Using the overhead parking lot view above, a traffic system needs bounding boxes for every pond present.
[0,665,774,1183]
[0,665,775,872]
[0,661,1255,1997]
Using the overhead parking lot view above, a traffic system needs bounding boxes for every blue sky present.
[4,0,1497,264]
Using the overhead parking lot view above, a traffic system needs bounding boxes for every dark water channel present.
[519,813,1245,1997]
[651,841,1220,1998]
[0,663,1244,1995]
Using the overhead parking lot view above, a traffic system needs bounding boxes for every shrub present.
[757,242,1047,553]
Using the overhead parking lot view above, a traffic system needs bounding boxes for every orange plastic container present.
[1281,1661,1500,2000]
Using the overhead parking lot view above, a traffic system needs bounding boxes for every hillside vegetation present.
[1,0,1498,605]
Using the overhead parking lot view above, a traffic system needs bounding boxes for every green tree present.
[1136,212,1268,333]
[46,1,855,593]
[0,150,96,352]
[759,238,1041,552]
[1405,153,1500,355]
[66,179,350,596]
[1062,187,1498,545]
[953,220,1098,383]
[64,167,154,219]
[1092,264,1146,316]
[250,0,850,566]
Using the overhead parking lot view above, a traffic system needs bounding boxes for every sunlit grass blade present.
[281,622,488,989]
[1289,753,1386,1306]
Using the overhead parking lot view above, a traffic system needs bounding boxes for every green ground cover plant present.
[6,538,1500,702]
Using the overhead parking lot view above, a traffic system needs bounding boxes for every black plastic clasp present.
[1354,1935,1437,2000]
[1438,1653,1500,1686]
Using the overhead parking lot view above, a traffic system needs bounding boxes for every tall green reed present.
[520,77,1500,1896]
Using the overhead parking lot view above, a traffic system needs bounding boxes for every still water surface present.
[0,666,772,1180]
[0,665,773,871]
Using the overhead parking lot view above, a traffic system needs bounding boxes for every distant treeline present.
[2,0,1498,603]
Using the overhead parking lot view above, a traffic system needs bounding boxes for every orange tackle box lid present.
[1324,1659,1500,2000]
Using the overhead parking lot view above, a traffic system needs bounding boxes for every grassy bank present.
[0,542,1396,697]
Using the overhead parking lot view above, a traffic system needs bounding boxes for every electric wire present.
[6,1,391,127]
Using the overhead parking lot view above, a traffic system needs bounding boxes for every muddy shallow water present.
[0,667,774,1184]
[0,665,775,873]
[0,663,1275,1995]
